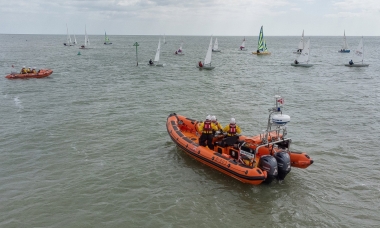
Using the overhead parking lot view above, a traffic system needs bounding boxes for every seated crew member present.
[198,61,203,67]
[199,115,218,150]
[294,60,299,64]
[349,59,353,65]
[31,67,37,74]
[149,59,154,65]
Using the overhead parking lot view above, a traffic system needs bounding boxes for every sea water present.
[0,34,379,227]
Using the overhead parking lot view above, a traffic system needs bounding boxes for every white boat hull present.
[344,64,369,67]
[293,52,301,54]
[291,63,313,67]
[196,65,215,70]
[175,53,184,55]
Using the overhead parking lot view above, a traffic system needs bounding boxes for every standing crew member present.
[199,115,218,150]
[223,118,241,137]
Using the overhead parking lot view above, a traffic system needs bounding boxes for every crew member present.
[20,66,27,74]
[199,115,218,150]
[349,59,353,65]
[223,118,241,137]
[149,59,154,65]
[198,61,203,67]
[211,116,223,134]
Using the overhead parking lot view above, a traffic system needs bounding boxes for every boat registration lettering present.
[214,157,227,165]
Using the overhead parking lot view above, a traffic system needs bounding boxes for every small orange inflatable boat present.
[166,95,313,185]
[5,69,53,79]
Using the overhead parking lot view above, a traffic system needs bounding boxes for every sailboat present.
[79,25,91,49]
[197,37,215,70]
[338,30,350,53]
[291,38,313,67]
[73,34,77,45]
[149,39,164,67]
[344,37,369,67]
[163,34,167,44]
[175,42,184,55]
[252,26,271,55]
[63,24,73,46]
[212,38,221,52]
[104,32,112,45]
[239,37,247,51]
[293,30,304,54]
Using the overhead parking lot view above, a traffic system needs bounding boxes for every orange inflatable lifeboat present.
[5,69,53,79]
[166,95,313,185]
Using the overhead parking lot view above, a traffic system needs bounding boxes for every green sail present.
[257,26,264,51]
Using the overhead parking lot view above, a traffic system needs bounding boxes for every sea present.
[0,34,379,227]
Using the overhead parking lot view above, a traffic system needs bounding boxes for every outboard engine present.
[258,155,278,184]
[274,151,291,181]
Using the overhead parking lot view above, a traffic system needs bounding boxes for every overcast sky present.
[1,0,379,36]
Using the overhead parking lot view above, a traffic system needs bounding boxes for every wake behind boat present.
[252,26,271,55]
[344,36,369,67]
[291,38,313,67]
[197,37,215,70]
[166,95,313,185]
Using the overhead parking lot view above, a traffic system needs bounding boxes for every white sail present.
[352,37,364,63]
[84,26,87,47]
[241,37,246,48]
[65,24,72,45]
[204,37,213,65]
[213,38,219,50]
[296,38,310,63]
[73,34,77,44]
[342,30,349,50]
[154,39,161,62]
[297,30,304,50]
[179,42,183,51]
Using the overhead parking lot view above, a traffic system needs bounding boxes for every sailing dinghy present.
[104,32,112,45]
[212,38,221,52]
[291,38,313,67]
[239,37,247,51]
[149,39,164,67]
[338,30,350,53]
[293,30,304,54]
[73,34,77,45]
[344,37,369,67]
[197,37,215,70]
[252,26,271,55]
[63,24,73,46]
[175,42,184,55]
[79,25,91,49]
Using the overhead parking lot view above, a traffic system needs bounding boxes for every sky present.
[1,0,379,36]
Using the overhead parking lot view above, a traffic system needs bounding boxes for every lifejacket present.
[199,62,203,67]
[228,124,236,136]
[203,120,212,133]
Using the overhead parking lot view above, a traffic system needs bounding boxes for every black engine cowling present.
[258,155,278,184]
[274,151,291,181]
